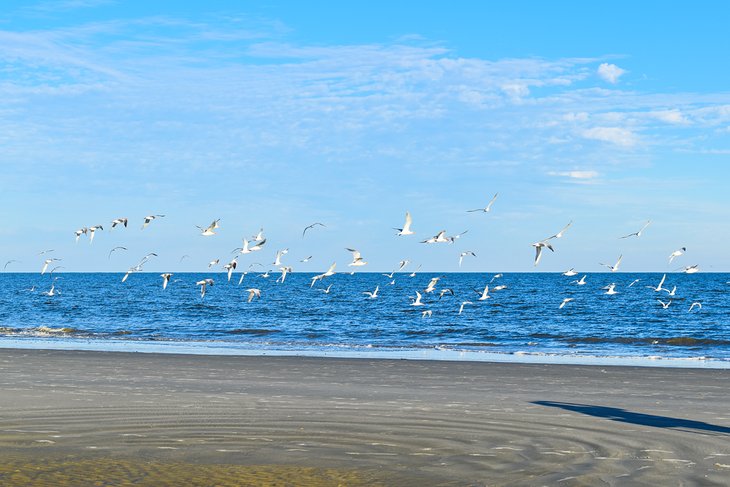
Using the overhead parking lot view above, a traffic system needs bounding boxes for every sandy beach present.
[0,349,728,486]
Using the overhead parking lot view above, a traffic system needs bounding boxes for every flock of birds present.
[2,194,712,316]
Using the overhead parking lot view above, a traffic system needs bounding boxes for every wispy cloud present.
[581,126,638,147]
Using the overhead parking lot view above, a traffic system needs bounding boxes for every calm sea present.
[1,272,728,367]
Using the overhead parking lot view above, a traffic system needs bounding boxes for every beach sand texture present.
[0,349,728,486]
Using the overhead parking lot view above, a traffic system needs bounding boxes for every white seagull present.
[302,222,325,238]
[273,249,289,267]
[142,214,165,229]
[547,221,573,240]
[88,225,103,244]
[681,265,700,274]
[320,284,333,294]
[571,275,587,286]
[246,288,261,303]
[346,248,367,267]
[108,246,127,259]
[467,193,499,213]
[688,302,702,312]
[459,251,476,267]
[161,273,173,290]
[237,238,266,254]
[311,262,337,287]
[74,227,88,243]
[251,228,265,242]
[532,241,554,266]
[208,259,220,268]
[410,291,425,306]
[41,258,61,275]
[600,255,623,272]
[196,219,220,236]
[647,274,668,292]
[668,247,686,264]
[424,277,441,293]
[363,286,379,299]
[559,298,574,309]
[475,284,491,301]
[458,301,472,315]
[657,299,672,309]
[619,220,651,239]
[111,217,128,229]
[394,211,415,236]
[422,310,432,318]
[223,258,238,282]
[421,230,449,244]
[562,268,578,277]
[603,283,618,295]
[196,278,214,299]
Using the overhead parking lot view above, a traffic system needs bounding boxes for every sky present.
[1,0,729,273]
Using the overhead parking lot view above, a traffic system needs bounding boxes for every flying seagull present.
[88,225,103,244]
[3,260,19,271]
[246,288,261,303]
[196,278,214,299]
[196,219,220,236]
[603,283,618,295]
[668,247,686,264]
[424,277,441,294]
[142,214,165,229]
[600,255,623,272]
[620,220,651,239]
[302,222,325,238]
[111,217,128,229]
[467,193,498,213]
[459,251,476,267]
[236,238,266,254]
[647,274,667,292]
[563,268,578,277]
[161,273,173,290]
[41,258,61,275]
[108,246,127,259]
[394,212,415,236]
[410,291,425,306]
[251,228,265,242]
[572,275,587,286]
[363,286,379,299]
[458,301,473,315]
[559,298,574,309]
[688,302,702,312]
[74,227,88,243]
[311,262,337,287]
[421,230,449,244]
[532,241,554,266]
[346,248,368,267]
[223,258,238,282]
[547,221,573,240]
[475,284,491,301]
[657,299,672,309]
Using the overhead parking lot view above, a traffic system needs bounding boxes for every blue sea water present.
[1,272,729,367]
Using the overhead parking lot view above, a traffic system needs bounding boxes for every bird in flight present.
[302,222,325,238]
[532,240,554,266]
[559,298,574,309]
[410,291,425,306]
[688,302,702,312]
[196,219,220,236]
[41,258,62,275]
[142,215,165,229]
[459,251,476,267]
[458,301,473,315]
[311,262,337,287]
[363,286,379,299]
[467,193,499,213]
[394,212,415,236]
[88,225,104,244]
[196,278,214,299]
[111,217,128,229]
[3,260,19,271]
[108,246,127,259]
[346,248,368,267]
[619,220,651,239]
[668,247,686,264]
[421,230,449,244]
[161,273,173,290]
[246,288,261,303]
[600,255,623,272]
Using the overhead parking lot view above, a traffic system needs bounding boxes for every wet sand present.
[0,349,728,486]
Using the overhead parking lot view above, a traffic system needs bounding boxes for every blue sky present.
[1,1,729,273]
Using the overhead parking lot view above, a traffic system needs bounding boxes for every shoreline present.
[1,348,729,485]
[1,337,728,369]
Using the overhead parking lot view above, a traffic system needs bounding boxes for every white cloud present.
[652,109,687,124]
[597,63,626,84]
[549,170,600,180]
[582,127,638,147]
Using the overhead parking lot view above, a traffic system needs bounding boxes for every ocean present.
[1,272,728,367]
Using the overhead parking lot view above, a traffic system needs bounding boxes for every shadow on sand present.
[532,401,730,435]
